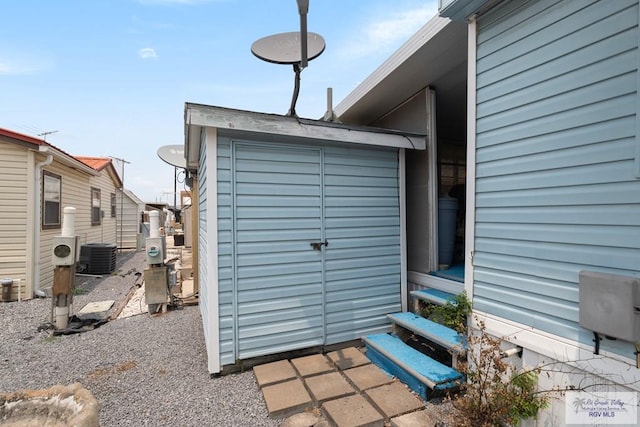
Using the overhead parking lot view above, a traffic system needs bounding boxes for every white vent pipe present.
[149,211,160,238]
[61,207,76,237]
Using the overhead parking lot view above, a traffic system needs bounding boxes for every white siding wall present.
[39,158,117,292]
[116,190,143,249]
[0,142,30,299]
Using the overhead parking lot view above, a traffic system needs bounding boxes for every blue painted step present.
[363,333,463,399]
[388,312,466,355]
[410,288,457,306]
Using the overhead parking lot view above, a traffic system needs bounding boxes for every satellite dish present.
[251,2,325,117]
[157,145,186,168]
[251,32,325,65]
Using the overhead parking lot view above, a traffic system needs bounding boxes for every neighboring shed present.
[335,0,640,422]
[115,188,145,250]
[0,128,120,299]
[184,103,424,373]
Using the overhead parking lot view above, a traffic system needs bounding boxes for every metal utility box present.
[52,236,79,266]
[144,267,168,305]
[579,271,640,343]
[145,237,165,265]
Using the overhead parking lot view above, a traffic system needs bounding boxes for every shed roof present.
[184,103,426,170]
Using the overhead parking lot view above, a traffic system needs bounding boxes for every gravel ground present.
[0,251,281,427]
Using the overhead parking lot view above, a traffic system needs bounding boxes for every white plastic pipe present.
[150,211,160,238]
[54,306,69,329]
[61,207,77,237]
[33,152,54,297]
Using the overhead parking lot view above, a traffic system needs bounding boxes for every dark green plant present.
[421,291,472,331]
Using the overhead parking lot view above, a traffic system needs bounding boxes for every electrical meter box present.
[144,267,168,304]
[145,237,165,265]
[52,236,79,266]
[579,270,640,343]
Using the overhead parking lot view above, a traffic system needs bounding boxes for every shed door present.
[232,142,401,360]
[234,144,324,358]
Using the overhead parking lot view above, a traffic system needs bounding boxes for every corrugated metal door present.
[232,142,400,359]
[234,144,324,359]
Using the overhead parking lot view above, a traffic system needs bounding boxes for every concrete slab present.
[322,394,384,427]
[365,382,424,419]
[291,354,335,377]
[390,410,436,427]
[327,347,371,370]
[261,378,313,418]
[253,360,297,388]
[77,300,114,315]
[343,364,394,391]
[305,371,356,404]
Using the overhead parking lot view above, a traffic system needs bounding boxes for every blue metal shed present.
[184,103,424,373]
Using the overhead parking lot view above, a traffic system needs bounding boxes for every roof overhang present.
[335,15,467,126]
[184,103,426,170]
[38,145,98,176]
[438,0,494,21]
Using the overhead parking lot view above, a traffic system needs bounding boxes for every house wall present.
[473,0,640,358]
[116,190,143,249]
[0,141,31,300]
[39,156,117,292]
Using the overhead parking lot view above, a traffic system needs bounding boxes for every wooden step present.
[410,288,457,306]
[387,312,466,355]
[363,333,463,399]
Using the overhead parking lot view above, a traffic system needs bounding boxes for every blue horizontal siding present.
[324,146,400,345]
[216,139,234,366]
[474,0,640,357]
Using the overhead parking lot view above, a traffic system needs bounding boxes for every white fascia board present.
[335,15,450,117]
[185,103,424,150]
[38,145,98,176]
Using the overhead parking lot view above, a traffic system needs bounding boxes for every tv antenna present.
[251,0,325,117]
[38,130,58,141]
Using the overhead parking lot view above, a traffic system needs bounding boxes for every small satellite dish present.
[157,145,186,168]
[251,32,325,65]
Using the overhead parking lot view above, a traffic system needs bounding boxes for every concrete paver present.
[261,378,313,418]
[291,354,335,377]
[391,410,436,427]
[305,371,356,404]
[327,347,371,370]
[343,364,394,391]
[256,347,433,425]
[253,359,297,388]
[365,382,424,419]
[280,412,321,427]
[322,394,384,427]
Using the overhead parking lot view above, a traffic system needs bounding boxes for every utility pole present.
[38,130,58,141]
[109,156,131,252]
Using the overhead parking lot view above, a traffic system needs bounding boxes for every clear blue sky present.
[1,0,438,204]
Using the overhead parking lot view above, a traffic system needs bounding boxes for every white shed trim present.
[205,126,221,373]
[185,103,425,152]
[464,18,477,300]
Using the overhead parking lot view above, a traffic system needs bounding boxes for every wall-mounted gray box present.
[579,271,640,343]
